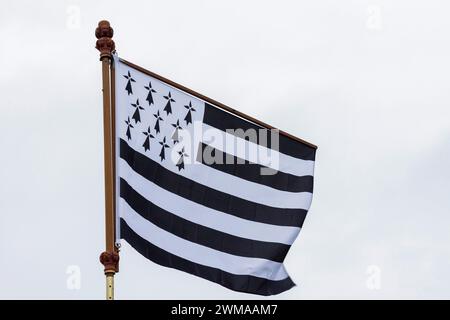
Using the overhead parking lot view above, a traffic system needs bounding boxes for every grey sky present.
[1,0,449,299]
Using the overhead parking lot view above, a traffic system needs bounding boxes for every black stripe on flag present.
[120,139,307,227]
[120,178,290,262]
[203,103,316,161]
[120,218,296,296]
[197,143,314,193]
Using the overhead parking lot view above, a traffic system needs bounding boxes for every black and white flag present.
[114,56,316,295]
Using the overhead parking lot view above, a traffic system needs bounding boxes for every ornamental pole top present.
[95,20,115,60]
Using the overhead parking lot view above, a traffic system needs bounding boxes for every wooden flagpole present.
[95,20,119,300]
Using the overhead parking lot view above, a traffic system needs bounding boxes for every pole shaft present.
[96,20,119,300]
[101,57,115,253]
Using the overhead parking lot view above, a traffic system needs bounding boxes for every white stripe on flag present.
[119,159,301,245]
[120,199,290,281]
[187,158,313,210]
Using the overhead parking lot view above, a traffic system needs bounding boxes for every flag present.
[114,56,316,295]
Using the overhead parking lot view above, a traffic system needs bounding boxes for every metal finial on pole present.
[95,20,119,300]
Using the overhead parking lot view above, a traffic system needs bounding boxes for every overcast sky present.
[1,0,450,299]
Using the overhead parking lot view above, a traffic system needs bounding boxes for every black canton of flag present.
[115,58,316,296]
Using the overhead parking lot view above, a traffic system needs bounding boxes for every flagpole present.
[95,20,119,300]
